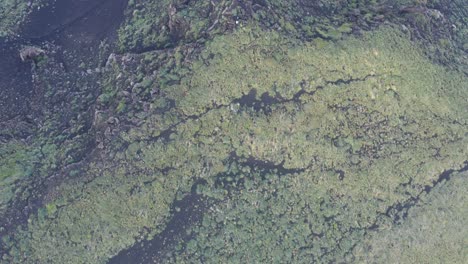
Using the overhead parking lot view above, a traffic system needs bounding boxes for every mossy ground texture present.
[1,0,467,263]
[2,24,467,263]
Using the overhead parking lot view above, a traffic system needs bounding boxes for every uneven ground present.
[0,0,467,263]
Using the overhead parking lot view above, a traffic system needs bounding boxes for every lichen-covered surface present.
[0,0,467,263]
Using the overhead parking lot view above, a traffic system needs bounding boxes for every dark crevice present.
[240,154,306,175]
[384,161,468,223]
[140,74,377,146]
[108,158,468,263]
[336,169,345,181]
[214,151,308,192]
[109,151,310,263]
[312,161,468,262]
[108,179,211,264]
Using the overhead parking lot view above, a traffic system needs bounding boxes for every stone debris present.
[19,46,45,62]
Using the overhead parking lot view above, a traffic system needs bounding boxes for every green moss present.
[117,0,214,52]
[0,141,36,213]
[2,1,468,262]
[0,0,47,37]
[354,171,468,263]
[115,100,127,113]
[45,203,57,217]
[0,142,31,181]
[5,24,467,263]
[156,26,467,263]
[337,23,353,33]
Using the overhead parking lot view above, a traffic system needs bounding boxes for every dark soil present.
[0,0,128,255]
[0,0,127,123]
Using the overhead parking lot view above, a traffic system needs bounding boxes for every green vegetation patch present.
[2,24,467,263]
[0,141,34,214]
[0,141,31,182]
[0,0,48,38]
[354,171,468,263]
[117,0,219,52]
